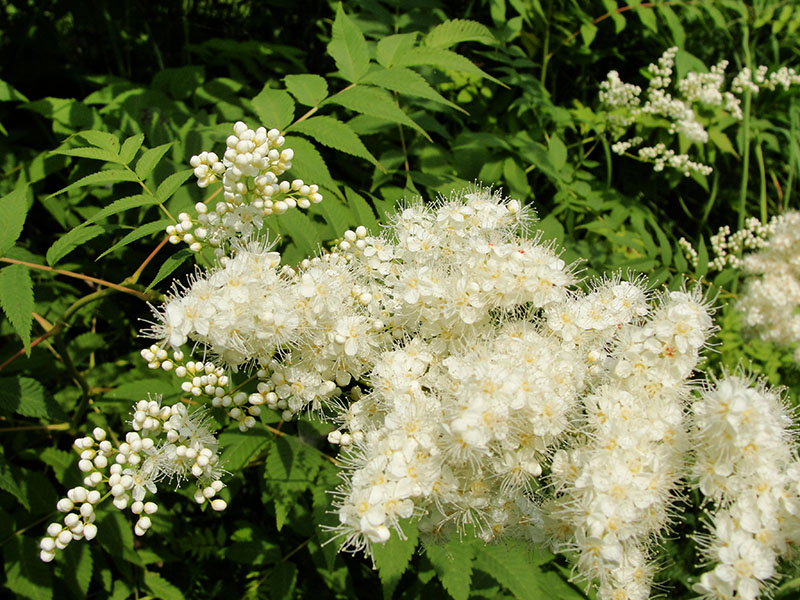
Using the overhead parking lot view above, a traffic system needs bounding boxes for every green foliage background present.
[1,0,800,598]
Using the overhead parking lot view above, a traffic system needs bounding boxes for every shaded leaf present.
[0,264,33,350]
[144,572,185,600]
[62,542,93,598]
[0,78,29,102]
[394,47,501,84]
[50,146,124,164]
[372,519,419,592]
[0,457,29,510]
[283,136,340,198]
[376,33,418,68]
[147,248,193,290]
[84,194,160,226]
[75,130,120,153]
[4,536,53,600]
[427,540,475,600]
[219,429,271,472]
[0,185,31,256]
[0,376,66,419]
[346,187,380,233]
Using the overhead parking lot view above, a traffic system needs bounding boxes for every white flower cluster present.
[40,399,226,562]
[144,187,721,598]
[600,48,799,177]
[692,375,800,600]
[736,212,800,361]
[546,288,714,600]
[169,121,322,253]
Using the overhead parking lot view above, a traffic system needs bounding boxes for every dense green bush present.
[2,1,800,598]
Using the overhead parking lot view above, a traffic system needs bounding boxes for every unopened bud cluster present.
[41,399,226,562]
[601,48,799,177]
[169,121,322,254]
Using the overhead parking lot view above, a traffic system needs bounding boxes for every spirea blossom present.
[692,375,800,600]
[736,212,800,361]
[600,48,799,177]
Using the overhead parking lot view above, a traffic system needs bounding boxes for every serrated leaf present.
[75,130,120,153]
[283,136,340,198]
[147,248,193,290]
[0,185,31,256]
[424,19,495,49]
[709,129,737,156]
[270,562,298,600]
[46,224,104,266]
[5,537,53,600]
[97,509,141,566]
[0,376,65,420]
[265,435,322,530]
[144,572,185,600]
[84,194,160,226]
[219,429,271,472]
[472,541,546,600]
[346,187,380,233]
[291,116,380,168]
[51,146,124,163]
[327,3,370,83]
[284,74,328,107]
[0,458,29,510]
[98,219,171,259]
[279,208,320,257]
[362,67,465,112]
[377,33,418,68]
[426,540,475,600]
[325,86,430,140]
[119,133,145,164]
[48,169,139,198]
[62,541,93,598]
[372,519,419,590]
[0,264,33,350]
[252,86,295,131]
[135,143,173,179]
[156,169,193,203]
[103,377,179,403]
[394,47,501,84]
[695,236,709,278]
[40,447,75,485]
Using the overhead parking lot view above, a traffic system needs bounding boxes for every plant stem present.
[738,27,753,230]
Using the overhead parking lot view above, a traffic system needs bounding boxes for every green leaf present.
[252,86,295,131]
[46,224,104,266]
[0,186,31,256]
[325,86,429,140]
[219,429,271,472]
[472,540,546,600]
[327,3,370,83]
[75,130,120,153]
[0,376,66,420]
[0,264,33,350]
[135,143,174,179]
[695,236,709,278]
[0,78,29,102]
[156,169,194,203]
[119,133,145,164]
[144,572,185,600]
[658,4,685,46]
[580,22,598,47]
[548,135,567,171]
[97,509,141,566]
[0,458,29,510]
[372,519,419,592]
[264,435,322,530]
[5,537,53,600]
[98,219,171,259]
[394,47,501,84]
[424,19,495,49]
[39,447,75,485]
[376,33,418,68]
[284,74,328,107]
[291,116,380,168]
[346,187,380,233]
[362,67,465,112]
[427,540,475,600]
[49,169,139,198]
[279,208,320,257]
[103,377,180,403]
[283,136,340,198]
[709,129,737,156]
[269,562,298,600]
[51,146,124,164]
[147,248,193,290]
[634,3,658,32]
[84,194,160,226]
[62,542,93,598]
[312,194,353,234]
